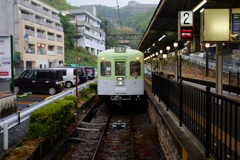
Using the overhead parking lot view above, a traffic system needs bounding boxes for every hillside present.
[162,58,238,86]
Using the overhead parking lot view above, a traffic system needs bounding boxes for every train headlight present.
[114,46,126,53]
[136,57,140,61]
[101,57,105,61]
[116,77,125,81]
[116,81,125,86]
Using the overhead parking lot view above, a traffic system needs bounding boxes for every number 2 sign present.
[180,11,193,27]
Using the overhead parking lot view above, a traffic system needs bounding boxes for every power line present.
[116,0,123,34]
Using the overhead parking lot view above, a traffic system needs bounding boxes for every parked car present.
[53,67,78,88]
[82,66,96,80]
[60,66,88,84]
[77,66,88,83]
[11,68,65,95]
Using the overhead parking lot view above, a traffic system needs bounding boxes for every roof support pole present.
[216,42,223,96]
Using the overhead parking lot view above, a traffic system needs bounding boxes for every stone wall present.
[0,95,17,119]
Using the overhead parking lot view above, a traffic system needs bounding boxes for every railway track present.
[57,98,166,160]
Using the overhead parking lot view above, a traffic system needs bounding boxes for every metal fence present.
[152,73,240,160]
[0,80,97,150]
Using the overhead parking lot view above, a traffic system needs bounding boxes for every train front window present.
[115,61,126,76]
[100,61,111,76]
[130,61,140,76]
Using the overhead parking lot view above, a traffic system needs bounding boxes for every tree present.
[59,14,76,50]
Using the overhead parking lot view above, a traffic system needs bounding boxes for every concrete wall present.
[145,83,214,160]
[0,95,17,119]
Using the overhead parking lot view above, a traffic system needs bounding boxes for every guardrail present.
[0,80,97,150]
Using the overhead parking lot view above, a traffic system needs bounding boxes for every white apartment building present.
[62,6,105,56]
[13,0,64,74]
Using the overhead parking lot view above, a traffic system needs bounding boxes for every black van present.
[11,69,65,95]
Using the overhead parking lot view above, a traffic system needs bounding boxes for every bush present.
[26,99,75,139]
[80,87,90,100]
[63,95,78,108]
[89,82,97,93]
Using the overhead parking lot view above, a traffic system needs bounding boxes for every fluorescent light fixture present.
[193,0,207,12]
[158,34,166,41]
[152,43,155,46]
[147,48,150,50]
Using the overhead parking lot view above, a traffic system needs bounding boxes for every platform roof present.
[137,0,240,57]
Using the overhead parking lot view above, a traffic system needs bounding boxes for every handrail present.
[0,80,97,134]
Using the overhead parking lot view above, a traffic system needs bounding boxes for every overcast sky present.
[66,0,160,8]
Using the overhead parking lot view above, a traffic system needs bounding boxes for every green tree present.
[59,14,75,50]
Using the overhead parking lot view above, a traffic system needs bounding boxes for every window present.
[100,61,111,76]
[115,61,126,76]
[21,71,37,79]
[36,71,50,78]
[130,61,141,76]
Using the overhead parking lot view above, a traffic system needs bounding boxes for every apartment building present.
[62,6,105,56]
[14,0,64,74]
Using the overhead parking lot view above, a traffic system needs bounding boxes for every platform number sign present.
[178,11,194,40]
[180,11,193,26]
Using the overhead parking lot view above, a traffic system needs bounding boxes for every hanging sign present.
[178,11,194,41]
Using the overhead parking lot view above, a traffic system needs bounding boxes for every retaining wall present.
[0,95,17,119]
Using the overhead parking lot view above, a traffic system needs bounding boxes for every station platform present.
[144,74,214,160]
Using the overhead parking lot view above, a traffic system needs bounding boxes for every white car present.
[52,67,78,88]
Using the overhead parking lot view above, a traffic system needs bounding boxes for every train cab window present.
[130,61,140,76]
[101,61,111,76]
[115,61,126,76]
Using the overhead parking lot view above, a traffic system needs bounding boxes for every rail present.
[0,80,97,134]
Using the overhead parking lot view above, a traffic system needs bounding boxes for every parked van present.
[11,69,64,95]
[53,67,78,88]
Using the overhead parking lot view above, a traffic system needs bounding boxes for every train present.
[97,45,144,106]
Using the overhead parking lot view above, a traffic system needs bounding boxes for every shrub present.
[89,82,97,93]
[26,99,75,139]
[80,87,90,100]
[63,95,78,109]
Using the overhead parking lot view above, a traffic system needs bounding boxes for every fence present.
[152,73,240,160]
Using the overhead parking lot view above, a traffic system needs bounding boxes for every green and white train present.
[97,45,144,105]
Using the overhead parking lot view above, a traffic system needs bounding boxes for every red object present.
[0,72,9,76]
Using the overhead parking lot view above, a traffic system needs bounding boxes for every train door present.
[114,60,128,98]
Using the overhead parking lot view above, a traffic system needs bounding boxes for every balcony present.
[37,49,46,55]
[26,48,35,54]
[37,32,45,39]
[57,37,62,43]
[25,29,35,37]
[48,51,55,56]
[48,35,55,41]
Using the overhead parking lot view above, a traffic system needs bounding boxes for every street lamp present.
[62,11,79,97]
[163,53,167,68]
[205,43,210,77]
[155,52,159,72]
[166,46,170,58]
[173,42,178,81]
